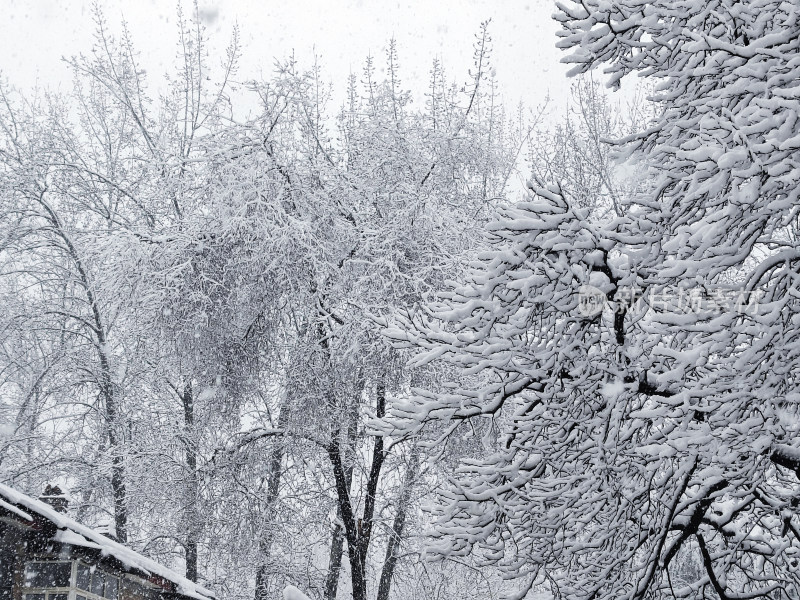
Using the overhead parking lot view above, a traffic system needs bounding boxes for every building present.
[0,484,214,600]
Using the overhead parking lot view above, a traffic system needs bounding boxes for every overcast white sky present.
[0,0,576,114]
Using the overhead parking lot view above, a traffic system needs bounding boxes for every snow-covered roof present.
[0,483,214,600]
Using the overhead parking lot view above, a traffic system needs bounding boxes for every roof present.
[0,483,214,600]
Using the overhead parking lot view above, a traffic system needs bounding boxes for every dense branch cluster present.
[0,9,530,600]
[387,1,800,598]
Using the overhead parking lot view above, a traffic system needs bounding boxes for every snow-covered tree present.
[0,3,242,585]
[198,28,530,600]
[386,2,800,597]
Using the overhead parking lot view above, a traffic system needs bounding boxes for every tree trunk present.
[254,401,290,600]
[98,342,127,544]
[46,209,128,544]
[327,439,368,600]
[323,516,345,600]
[182,382,198,582]
[324,385,360,600]
[326,380,388,600]
[376,447,419,600]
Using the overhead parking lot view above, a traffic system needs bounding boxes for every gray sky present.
[0,0,575,113]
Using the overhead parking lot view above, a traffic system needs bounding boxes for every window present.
[76,565,91,593]
[90,572,105,598]
[104,577,118,600]
[74,562,118,600]
[23,561,72,600]
[23,561,119,600]
[0,547,13,600]
[24,562,72,588]
[23,561,71,600]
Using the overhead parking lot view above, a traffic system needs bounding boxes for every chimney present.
[40,484,69,514]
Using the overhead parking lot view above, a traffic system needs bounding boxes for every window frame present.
[22,560,73,599]
[22,560,120,600]
[74,561,119,600]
